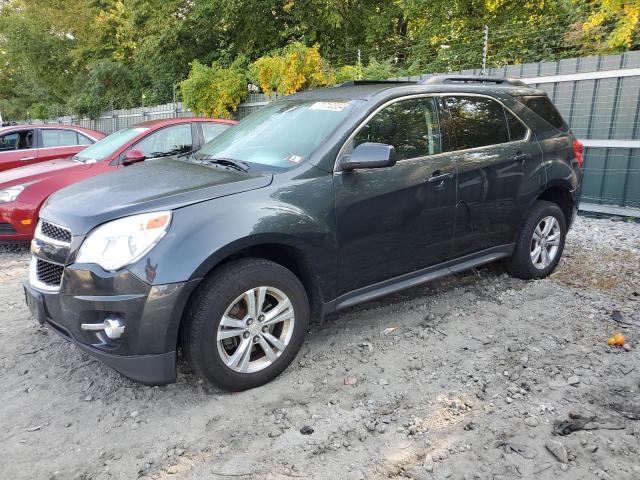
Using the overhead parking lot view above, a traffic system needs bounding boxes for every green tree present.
[250,43,333,96]
[180,57,249,118]
[571,0,640,52]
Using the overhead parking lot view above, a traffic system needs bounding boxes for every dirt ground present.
[1,215,639,480]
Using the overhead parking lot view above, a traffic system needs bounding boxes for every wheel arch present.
[537,182,574,224]
[177,236,329,350]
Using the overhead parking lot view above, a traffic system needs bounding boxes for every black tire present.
[505,200,567,280]
[183,258,309,391]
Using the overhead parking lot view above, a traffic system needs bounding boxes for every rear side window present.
[517,95,566,131]
[505,110,528,141]
[442,96,510,150]
[354,97,442,160]
[201,122,231,143]
[77,133,93,145]
[41,129,79,147]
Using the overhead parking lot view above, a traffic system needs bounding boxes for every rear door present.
[0,129,37,171]
[334,96,458,295]
[37,128,91,162]
[440,95,541,257]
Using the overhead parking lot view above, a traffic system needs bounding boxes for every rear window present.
[517,95,566,131]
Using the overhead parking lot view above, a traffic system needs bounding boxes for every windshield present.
[74,127,149,163]
[195,100,357,170]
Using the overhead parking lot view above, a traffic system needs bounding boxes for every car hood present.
[0,158,93,188]
[41,158,273,235]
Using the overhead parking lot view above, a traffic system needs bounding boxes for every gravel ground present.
[0,215,638,480]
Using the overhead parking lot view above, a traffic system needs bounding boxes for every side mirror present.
[123,149,146,166]
[340,142,397,171]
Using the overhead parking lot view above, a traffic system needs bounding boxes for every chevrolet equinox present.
[25,76,583,391]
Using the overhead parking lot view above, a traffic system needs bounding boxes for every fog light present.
[81,316,125,339]
[104,317,125,339]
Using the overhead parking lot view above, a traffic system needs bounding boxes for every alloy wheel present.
[530,215,561,270]
[216,286,295,373]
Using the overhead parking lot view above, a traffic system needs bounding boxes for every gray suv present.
[25,76,583,391]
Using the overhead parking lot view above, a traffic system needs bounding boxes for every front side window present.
[443,96,510,150]
[0,130,34,151]
[201,122,231,143]
[134,124,193,158]
[196,100,357,171]
[353,97,442,160]
[41,129,79,147]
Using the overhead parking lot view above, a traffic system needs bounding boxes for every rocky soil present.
[0,215,638,480]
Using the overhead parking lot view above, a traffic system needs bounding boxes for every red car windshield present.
[74,127,149,163]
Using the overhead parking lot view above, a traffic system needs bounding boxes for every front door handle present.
[427,171,454,184]
[19,156,35,161]
[514,152,530,164]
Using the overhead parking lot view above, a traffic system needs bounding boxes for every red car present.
[0,117,236,242]
[0,124,105,172]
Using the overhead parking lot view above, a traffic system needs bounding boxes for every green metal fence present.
[450,51,640,212]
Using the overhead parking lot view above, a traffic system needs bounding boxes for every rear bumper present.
[0,201,37,241]
[24,266,200,385]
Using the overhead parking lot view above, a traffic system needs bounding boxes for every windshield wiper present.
[200,156,249,172]
[178,148,200,159]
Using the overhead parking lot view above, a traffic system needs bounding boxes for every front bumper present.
[0,200,37,241]
[24,265,200,385]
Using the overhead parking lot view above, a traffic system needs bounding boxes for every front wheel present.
[505,200,567,280]
[183,259,309,391]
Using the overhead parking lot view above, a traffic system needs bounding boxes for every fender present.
[126,172,338,302]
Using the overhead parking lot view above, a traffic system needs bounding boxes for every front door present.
[334,96,458,296]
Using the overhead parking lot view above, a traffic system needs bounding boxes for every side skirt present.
[323,244,514,314]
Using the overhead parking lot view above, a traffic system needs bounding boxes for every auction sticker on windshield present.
[309,102,349,112]
[286,154,304,164]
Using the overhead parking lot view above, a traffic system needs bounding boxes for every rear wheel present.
[183,258,309,391]
[505,201,567,280]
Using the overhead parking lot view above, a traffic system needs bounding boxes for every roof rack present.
[421,75,527,87]
[340,79,418,87]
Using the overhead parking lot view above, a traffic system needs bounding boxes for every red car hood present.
[0,158,94,188]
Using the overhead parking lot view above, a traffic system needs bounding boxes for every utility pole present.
[481,25,489,75]
[357,48,362,79]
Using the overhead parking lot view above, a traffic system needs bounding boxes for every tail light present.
[573,139,584,168]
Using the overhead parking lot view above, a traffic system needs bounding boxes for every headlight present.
[0,184,27,204]
[76,211,172,271]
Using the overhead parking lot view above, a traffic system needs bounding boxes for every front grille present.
[36,259,64,287]
[0,223,16,235]
[40,221,71,243]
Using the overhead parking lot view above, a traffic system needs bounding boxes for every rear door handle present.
[19,156,35,161]
[427,171,454,183]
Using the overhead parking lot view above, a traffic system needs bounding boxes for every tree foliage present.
[0,0,636,121]
[250,43,333,96]
[575,0,640,51]
[180,57,249,118]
